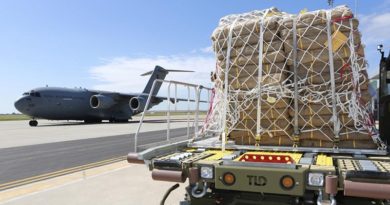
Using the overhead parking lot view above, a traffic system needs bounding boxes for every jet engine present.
[90,94,115,109]
[129,97,146,112]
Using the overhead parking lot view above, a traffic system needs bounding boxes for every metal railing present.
[134,79,211,152]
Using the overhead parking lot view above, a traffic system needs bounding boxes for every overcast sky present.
[1,0,390,113]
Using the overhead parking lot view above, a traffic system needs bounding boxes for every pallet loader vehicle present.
[126,46,390,204]
[126,10,390,205]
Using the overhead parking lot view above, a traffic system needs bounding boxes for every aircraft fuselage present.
[14,65,189,126]
[14,87,138,122]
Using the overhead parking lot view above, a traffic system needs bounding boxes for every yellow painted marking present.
[316,154,333,166]
[0,156,125,191]
[204,150,233,161]
[0,160,129,203]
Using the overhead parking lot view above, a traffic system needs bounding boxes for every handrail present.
[133,79,211,152]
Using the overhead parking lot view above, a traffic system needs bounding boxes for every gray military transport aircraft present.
[14,65,192,126]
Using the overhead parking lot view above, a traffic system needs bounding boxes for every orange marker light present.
[222,172,236,186]
[280,175,295,190]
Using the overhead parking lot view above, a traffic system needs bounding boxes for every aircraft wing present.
[107,92,207,104]
[100,92,139,100]
[93,91,207,103]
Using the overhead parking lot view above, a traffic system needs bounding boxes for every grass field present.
[0,114,31,121]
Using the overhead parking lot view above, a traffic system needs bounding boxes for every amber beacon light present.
[222,172,236,186]
[280,175,295,190]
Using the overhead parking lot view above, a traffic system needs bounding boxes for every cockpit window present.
[29,92,41,97]
[23,92,29,96]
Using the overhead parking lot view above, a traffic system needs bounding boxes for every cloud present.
[360,12,390,44]
[190,46,214,54]
[200,46,214,53]
[380,0,390,9]
[89,54,215,94]
[358,10,390,77]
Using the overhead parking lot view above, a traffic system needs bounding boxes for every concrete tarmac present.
[0,117,202,204]
[0,127,192,185]
[0,162,186,205]
[0,116,197,148]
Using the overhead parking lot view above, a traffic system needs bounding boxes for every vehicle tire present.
[29,120,38,127]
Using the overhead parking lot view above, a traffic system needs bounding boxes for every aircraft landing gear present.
[109,118,128,123]
[84,119,102,124]
[29,120,38,127]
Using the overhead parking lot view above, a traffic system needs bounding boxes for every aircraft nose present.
[14,98,24,113]
[14,97,29,113]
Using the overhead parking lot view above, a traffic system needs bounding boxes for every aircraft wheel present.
[84,119,102,124]
[29,120,38,127]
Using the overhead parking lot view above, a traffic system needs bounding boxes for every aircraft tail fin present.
[141,65,193,96]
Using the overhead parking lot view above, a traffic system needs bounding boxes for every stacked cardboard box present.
[212,8,294,145]
[280,6,374,148]
[210,6,377,149]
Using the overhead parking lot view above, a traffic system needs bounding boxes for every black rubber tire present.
[84,119,102,124]
[29,120,38,127]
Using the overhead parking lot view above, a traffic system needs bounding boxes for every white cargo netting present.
[201,6,385,149]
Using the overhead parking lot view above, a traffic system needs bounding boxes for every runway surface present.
[0,127,192,187]
[0,116,196,148]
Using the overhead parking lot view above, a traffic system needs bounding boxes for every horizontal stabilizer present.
[141,65,195,96]
[141,68,194,76]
